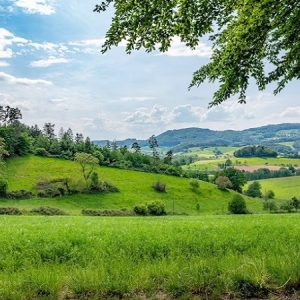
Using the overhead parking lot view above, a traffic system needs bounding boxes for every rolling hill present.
[94,123,300,152]
[2,156,262,215]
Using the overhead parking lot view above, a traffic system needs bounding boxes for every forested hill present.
[94,123,300,151]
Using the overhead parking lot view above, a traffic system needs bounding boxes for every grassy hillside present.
[254,176,300,199]
[2,156,262,215]
[186,156,300,171]
[0,215,299,299]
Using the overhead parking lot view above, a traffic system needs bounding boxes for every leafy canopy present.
[95,0,300,106]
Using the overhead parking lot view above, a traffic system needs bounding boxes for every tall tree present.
[131,142,141,153]
[43,123,56,140]
[148,135,159,160]
[0,106,22,124]
[95,0,300,106]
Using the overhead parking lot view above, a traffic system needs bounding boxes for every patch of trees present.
[234,146,278,158]
[244,167,300,181]
[215,168,247,193]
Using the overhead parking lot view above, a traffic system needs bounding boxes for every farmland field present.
[2,156,263,215]
[254,176,300,199]
[0,214,299,299]
[186,156,300,171]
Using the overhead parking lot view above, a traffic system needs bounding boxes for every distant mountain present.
[93,123,300,152]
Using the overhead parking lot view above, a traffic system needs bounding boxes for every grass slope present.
[2,156,262,215]
[0,215,299,299]
[254,176,300,200]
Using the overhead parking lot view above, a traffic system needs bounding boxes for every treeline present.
[234,146,278,158]
[0,105,208,180]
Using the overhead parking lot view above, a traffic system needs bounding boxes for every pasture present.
[0,214,299,299]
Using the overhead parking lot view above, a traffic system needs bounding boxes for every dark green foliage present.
[89,172,99,190]
[35,147,48,157]
[234,279,269,298]
[264,190,275,200]
[234,146,278,158]
[147,201,166,216]
[245,168,294,181]
[30,206,67,216]
[133,205,148,216]
[152,181,166,193]
[280,201,294,213]
[217,168,247,193]
[0,207,22,215]
[245,181,262,198]
[0,180,8,197]
[291,197,300,212]
[196,203,200,212]
[95,0,300,106]
[263,199,278,212]
[82,209,132,216]
[190,180,200,192]
[6,190,33,200]
[228,195,248,214]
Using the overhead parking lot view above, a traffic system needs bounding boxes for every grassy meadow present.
[2,155,263,215]
[254,176,300,200]
[186,156,300,171]
[0,214,299,299]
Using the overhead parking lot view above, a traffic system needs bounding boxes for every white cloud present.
[0,61,9,67]
[162,37,212,57]
[120,96,156,102]
[172,104,205,123]
[0,72,52,86]
[31,56,69,68]
[68,39,106,47]
[15,0,55,15]
[279,106,300,118]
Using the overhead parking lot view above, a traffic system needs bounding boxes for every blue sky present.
[0,0,299,140]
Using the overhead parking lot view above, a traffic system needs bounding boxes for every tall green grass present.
[0,215,299,299]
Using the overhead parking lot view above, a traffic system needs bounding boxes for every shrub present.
[215,176,232,190]
[90,172,100,190]
[196,202,200,211]
[0,180,8,197]
[228,195,248,214]
[35,147,48,157]
[133,205,148,216]
[152,181,166,193]
[6,190,33,200]
[190,180,200,192]
[291,197,300,212]
[0,207,22,215]
[263,199,278,212]
[37,188,62,198]
[82,209,133,216]
[147,201,166,216]
[245,181,262,198]
[280,201,294,213]
[264,190,275,199]
[30,206,67,216]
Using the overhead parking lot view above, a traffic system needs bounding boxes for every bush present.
[147,201,166,216]
[0,180,8,197]
[280,201,294,213]
[6,190,33,200]
[263,199,278,212]
[215,176,232,190]
[133,205,148,216]
[0,207,22,215]
[30,206,67,216]
[37,188,62,198]
[245,181,262,198]
[228,195,248,214]
[152,181,166,193]
[190,180,200,192]
[82,209,133,216]
[264,190,275,199]
[89,172,99,190]
[35,147,48,156]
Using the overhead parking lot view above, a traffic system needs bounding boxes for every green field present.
[254,176,300,200]
[2,156,262,215]
[186,156,300,171]
[0,214,299,299]
[182,146,239,159]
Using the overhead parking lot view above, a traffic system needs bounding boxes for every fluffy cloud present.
[172,105,205,123]
[279,106,300,118]
[162,37,212,57]
[14,0,55,15]
[31,56,69,67]
[0,71,52,85]
[120,96,156,102]
[0,61,9,67]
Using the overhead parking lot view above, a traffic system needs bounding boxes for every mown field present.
[181,146,239,159]
[2,156,262,215]
[186,156,300,171]
[0,214,299,299]
[254,176,300,200]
